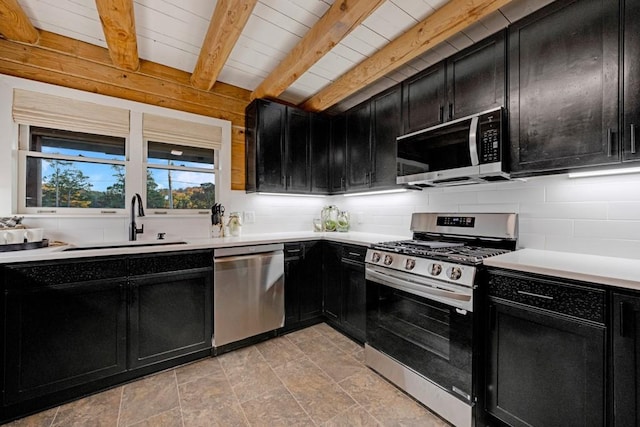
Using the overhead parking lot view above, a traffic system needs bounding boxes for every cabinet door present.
[623,0,640,162]
[4,262,127,404]
[612,292,640,426]
[286,108,311,192]
[299,241,323,321]
[447,31,505,120]
[129,268,213,369]
[486,300,605,427]
[310,114,330,193]
[341,258,366,343]
[371,86,401,188]
[346,102,372,190]
[509,0,620,174]
[402,62,446,134]
[256,100,286,191]
[284,244,303,328]
[322,242,342,322]
[329,115,347,193]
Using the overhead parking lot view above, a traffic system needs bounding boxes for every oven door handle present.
[366,268,473,312]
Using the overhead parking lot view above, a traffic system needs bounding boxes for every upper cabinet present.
[329,115,347,194]
[623,0,640,162]
[345,85,402,192]
[508,0,620,175]
[245,99,313,194]
[402,31,505,134]
[310,114,330,193]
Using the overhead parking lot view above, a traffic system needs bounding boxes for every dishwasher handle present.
[214,243,284,258]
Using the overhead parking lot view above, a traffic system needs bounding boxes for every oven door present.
[366,268,473,403]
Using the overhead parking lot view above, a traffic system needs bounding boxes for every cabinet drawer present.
[284,243,304,259]
[4,257,128,288]
[341,244,366,264]
[129,250,213,275]
[488,271,605,324]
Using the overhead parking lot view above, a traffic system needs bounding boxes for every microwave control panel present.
[479,112,502,163]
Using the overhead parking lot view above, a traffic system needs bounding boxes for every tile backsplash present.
[18,172,640,260]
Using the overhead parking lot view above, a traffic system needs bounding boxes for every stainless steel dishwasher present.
[213,244,284,349]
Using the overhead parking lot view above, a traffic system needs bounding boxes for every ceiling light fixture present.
[568,167,640,179]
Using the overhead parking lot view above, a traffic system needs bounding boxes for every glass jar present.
[336,211,350,232]
[320,205,339,232]
[227,212,242,236]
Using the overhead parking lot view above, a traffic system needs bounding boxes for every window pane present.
[147,168,215,209]
[26,157,125,209]
[30,127,125,160]
[148,141,214,169]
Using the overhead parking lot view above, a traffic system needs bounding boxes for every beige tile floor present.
[3,323,450,427]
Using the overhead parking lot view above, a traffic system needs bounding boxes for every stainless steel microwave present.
[396,107,509,186]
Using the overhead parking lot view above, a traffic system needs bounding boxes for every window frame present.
[17,124,129,215]
[143,139,219,214]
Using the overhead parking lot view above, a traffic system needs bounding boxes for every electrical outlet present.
[356,212,364,224]
[244,211,255,224]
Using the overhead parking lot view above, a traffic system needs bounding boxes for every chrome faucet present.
[129,193,145,241]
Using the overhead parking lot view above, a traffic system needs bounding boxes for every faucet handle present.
[157,232,166,240]
[136,224,144,235]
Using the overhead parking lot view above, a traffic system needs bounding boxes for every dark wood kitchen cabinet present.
[128,251,213,370]
[623,0,640,163]
[509,0,620,175]
[612,292,640,426]
[1,250,213,421]
[371,86,402,189]
[245,99,311,194]
[310,114,330,193]
[2,258,128,405]
[402,31,505,134]
[283,241,323,332]
[322,243,367,343]
[345,85,402,192]
[329,115,347,193]
[485,269,606,427]
[345,101,372,191]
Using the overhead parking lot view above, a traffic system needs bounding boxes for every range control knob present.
[430,263,442,276]
[405,259,416,270]
[448,267,462,281]
[384,254,393,265]
[371,252,381,263]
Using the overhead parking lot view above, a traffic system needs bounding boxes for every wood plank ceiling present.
[0,0,554,189]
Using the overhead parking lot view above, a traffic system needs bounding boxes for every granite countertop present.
[0,231,410,264]
[484,248,640,291]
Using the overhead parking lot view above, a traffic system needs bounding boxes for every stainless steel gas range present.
[364,212,518,427]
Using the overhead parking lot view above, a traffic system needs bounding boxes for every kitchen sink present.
[62,240,188,251]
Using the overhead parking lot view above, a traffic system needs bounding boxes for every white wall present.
[1,75,639,259]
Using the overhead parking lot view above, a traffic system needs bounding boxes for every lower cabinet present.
[612,292,640,426]
[322,242,366,343]
[2,258,128,405]
[1,250,213,419]
[128,252,213,369]
[282,241,323,332]
[485,269,606,427]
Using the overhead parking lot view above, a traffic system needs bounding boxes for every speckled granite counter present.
[0,231,410,264]
[484,248,640,291]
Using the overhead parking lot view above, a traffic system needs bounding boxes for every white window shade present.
[12,89,130,137]
[143,113,222,150]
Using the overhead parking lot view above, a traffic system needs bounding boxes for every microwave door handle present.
[469,115,480,166]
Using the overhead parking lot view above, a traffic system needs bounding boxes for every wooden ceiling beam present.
[251,0,385,101]
[301,0,513,112]
[190,0,257,91]
[95,0,139,71]
[0,0,39,43]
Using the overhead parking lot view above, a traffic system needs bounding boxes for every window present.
[146,141,216,209]
[23,127,127,209]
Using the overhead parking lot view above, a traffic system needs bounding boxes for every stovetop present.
[371,240,512,265]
